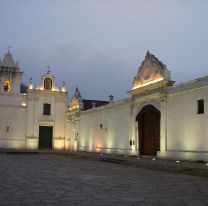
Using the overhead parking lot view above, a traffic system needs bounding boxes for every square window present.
[197,99,204,114]
[43,104,51,115]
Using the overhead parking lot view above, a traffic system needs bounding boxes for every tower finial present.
[145,50,151,59]
[46,65,51,74]
[7,46,13,53]
[61,80,66,92]
[28,77,33,90]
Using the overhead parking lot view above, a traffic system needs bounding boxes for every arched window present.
[4,80,11,92]
[44,78,52,90]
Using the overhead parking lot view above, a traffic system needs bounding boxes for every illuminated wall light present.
[88,138,93,151]
[54,139,65,150]
[52,88,59,92]
[176,160,180,163]
[26,139,38,149]
[206,163,208,166]
[36,86,44,90]
[152,158,156,161]
[132,77,164,90]
[21,102,26,107]
[96,147,101,153]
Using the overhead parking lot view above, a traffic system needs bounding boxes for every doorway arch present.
[136,105,160,156]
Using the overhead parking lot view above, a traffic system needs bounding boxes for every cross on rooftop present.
[7,46,13,52]
[46,65,51,74]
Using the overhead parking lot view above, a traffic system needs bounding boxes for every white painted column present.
[131,105,138,156]
[158,98,167,157]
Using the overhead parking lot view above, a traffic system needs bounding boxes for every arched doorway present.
[136,105,160,156]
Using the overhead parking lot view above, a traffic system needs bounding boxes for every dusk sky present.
[0,0,208,100]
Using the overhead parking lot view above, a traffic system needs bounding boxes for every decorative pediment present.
[69,87,83,111]
[69,96,80,110]
[129,51,173,95]
[36,70,59,91]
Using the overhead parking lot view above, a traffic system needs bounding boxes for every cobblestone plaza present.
[0,154,208,206]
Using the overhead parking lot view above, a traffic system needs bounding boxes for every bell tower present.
[0,50,23,94]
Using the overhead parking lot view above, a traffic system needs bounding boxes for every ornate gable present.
[69,87,83,111]
[36,70,59,91]
[129,51,173,95]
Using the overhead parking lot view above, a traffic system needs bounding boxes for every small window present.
[44,78,52,90]
[197,99,204,114]
[4,80,11,92]
[43,104,51,115]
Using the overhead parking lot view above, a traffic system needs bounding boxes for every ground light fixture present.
[152,158,156,161]
[206,163,208,166]
[176,160,180,163]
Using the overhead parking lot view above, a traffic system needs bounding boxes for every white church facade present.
[0,50,208,161]
[0,51,68,150]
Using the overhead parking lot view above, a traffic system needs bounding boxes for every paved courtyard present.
[0,154,208,206]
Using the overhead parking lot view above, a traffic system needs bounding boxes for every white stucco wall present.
[26,90,67,150]
[0,95,27,149]
[158,86,208,160]
[69,81,208,161]
[76,100,136,155]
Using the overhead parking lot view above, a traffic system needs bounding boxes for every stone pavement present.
[0,153,208,206]
[67,151,208,178]
[2,149,208,177]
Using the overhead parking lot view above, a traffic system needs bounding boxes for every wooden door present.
[39,126,53,149]
[137,105,160,156]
